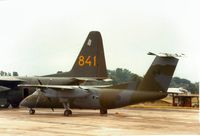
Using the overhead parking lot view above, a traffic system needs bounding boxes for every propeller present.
[34,79,43,109]
[34,88,42,109]
[35,79,54,112]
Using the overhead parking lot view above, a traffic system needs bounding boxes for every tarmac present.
[0,107,199,135]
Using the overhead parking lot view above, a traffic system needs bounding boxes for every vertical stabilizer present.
[45,31,107,79]
[69,31,107,78]
[137,52,179,92]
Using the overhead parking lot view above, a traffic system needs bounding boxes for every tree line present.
[107,68,199,94]
[0,71,18,76]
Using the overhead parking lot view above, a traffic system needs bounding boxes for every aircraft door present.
[23,88,29,98]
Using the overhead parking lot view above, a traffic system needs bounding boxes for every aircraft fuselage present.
[20,88,167,110]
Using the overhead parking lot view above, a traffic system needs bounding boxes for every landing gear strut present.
[11,103,19,108]
[29,108,35,115]
[62,101,72,116]
[100,108,107,115]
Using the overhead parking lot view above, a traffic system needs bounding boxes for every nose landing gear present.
[64,109,72,116]
[29,108,35,115]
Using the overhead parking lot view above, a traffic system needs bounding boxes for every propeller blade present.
[35,91,41,108]
[37,79,43,85]
[37,79,54,112]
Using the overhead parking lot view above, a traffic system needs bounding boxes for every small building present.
[172,94,199,107]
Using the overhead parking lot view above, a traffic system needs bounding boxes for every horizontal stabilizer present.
[148,52,185,58]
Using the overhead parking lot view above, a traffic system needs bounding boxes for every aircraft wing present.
[18,84,78,89]
[148,52,184,58]
[68,78,96,85]
[0,77,25,82]
[0,86,11,92]
[18,84,90,98]
[66,77,112,85]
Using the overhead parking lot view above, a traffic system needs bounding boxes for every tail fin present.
[46,31,107,79]
[137,52,179,92]
[69,31,107,78]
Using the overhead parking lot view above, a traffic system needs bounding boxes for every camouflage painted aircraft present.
[0,31,107,108]
[20,52,181,116]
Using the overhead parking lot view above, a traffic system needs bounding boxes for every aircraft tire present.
[100,108,107,115]
[64,109,72,116]
[29,109,35,115]
[0,103,10,108]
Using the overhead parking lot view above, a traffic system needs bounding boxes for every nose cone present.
[20,95,37,108]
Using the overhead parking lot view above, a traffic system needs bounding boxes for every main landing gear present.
[62,102,72,116]
[29,108,35,115]
[100,108,107,115]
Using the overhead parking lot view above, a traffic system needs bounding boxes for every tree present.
[108,68,142,85]
[0,71,3,76]
[170,77,199,94]
[13,72,19,76]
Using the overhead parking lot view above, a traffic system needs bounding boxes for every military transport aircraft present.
[20,52,181,116]
[0,31,107,108]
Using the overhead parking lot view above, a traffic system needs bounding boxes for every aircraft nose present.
[19,95,37,108]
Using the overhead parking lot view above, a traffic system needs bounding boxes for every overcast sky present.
[0,0,199,82]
